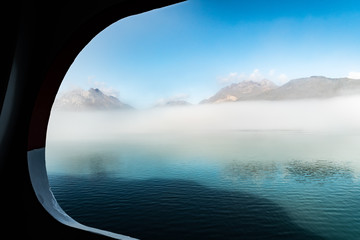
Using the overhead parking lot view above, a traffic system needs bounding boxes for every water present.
[46,131,360,240]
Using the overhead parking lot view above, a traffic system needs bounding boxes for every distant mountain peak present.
[310,75,327,78]
[200,79,277,104]
[259,76,360,100]
[90,87,101,93]
[53,88,132,111]
[155,100,192,108]
[201,76,360,103]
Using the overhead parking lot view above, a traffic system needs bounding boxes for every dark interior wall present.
[0,1,20,114]
[0,1,183,239]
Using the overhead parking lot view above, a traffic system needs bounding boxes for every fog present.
[47,96,360,141]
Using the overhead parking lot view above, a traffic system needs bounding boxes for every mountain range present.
[200,79,277,104]
[201,76,360,103]
[53,88,132,111]
[54,76,360,110]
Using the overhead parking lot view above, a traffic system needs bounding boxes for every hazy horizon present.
[47,95,360,143]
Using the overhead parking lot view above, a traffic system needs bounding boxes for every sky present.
[60,0,360,108]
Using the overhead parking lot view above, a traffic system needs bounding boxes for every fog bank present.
[47,96,360,141]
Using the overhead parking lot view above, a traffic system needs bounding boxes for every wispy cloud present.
[268,69,276,76]
[218,69,289,85]
[348,72,360,80]
[277,73,289,85]
[249,69,264,81]
[218,72,245,84]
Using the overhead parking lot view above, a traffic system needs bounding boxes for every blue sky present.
[61,0,360,108]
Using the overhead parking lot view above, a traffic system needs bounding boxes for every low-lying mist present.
[47,96,360,141]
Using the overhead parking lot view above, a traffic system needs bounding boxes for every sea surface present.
[46,131,360,240]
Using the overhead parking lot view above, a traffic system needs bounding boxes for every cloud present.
[277,73,289,85]
[218,69,265,85]
[248,69,264,81]
[218,72,246,84]
[348,72,360,80]
[268,69,276,76]
[219,69,289,85]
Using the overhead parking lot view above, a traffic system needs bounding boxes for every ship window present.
[45,1,360,239]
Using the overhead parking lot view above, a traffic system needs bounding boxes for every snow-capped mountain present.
[53,88,132,111]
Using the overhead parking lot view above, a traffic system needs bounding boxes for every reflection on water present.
[224,159,355,184]
[286,160,354,183]
[85,153,114,178]
[225,161,279,182]
[46,131,360,240]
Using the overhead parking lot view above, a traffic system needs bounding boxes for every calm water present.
[46,131,360,240]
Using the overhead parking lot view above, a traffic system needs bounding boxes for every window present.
[45,1,360,239]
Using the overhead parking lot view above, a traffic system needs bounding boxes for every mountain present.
[155,100,192,108]
[256,76,360,100]
[53,88,132,111]
[201,76,360,103]
[200,79,277,104]
[54,77,360,110]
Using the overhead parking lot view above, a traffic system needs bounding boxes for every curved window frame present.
[25,1,183,238]
[27,148,137,239]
